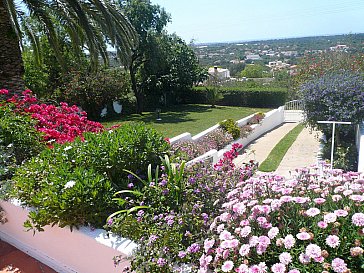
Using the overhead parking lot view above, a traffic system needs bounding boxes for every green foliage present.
[258,124,305,172]
[186,87,287,108]
[240,64,270,78]
[219,119,240,140]
[56,68,132,120]
[11,122,170,231]
[0,105,45,181]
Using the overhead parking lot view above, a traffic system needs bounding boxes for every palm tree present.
[0,0,137,93]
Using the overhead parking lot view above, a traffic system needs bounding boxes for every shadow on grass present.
[102,104,214,125]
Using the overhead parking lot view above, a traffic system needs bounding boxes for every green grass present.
[101,104,271,138]
[258,124,305,172]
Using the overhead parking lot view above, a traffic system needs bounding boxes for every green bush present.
[183,87,287,108]
[0,106,45,181]
[219,119,240,139]
[11,122,170,231]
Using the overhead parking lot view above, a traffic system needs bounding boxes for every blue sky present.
[151,0,364,43]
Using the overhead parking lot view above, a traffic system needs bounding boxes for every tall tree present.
[0,0,137,94]
[120,0,170,114]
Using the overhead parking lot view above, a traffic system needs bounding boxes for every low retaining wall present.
[0,200,136,273]
[172,107,285,165]
[356,122,364,172]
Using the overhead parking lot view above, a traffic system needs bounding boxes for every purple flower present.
[178,251,186,258]
[127,182,134,189]
[156,257,167,267]
[187,243,200,254]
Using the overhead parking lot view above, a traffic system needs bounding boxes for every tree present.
[240,64,268,78]
[0,0,137,93]
[120,0,170,113]
[141,33,206,106]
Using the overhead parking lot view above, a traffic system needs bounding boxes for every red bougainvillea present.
[0,89,104,144]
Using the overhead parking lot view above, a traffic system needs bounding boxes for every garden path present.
[0,240,56,273]
[234,123,321,176]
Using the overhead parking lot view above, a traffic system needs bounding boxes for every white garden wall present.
[0,200,136,273]
[356,122,364,172]
[174,106,285,165]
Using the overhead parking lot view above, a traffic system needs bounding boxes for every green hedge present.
[182,87,288,108]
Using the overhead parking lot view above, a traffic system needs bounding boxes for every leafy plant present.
[220,119,240,140]
[11,122,170,231]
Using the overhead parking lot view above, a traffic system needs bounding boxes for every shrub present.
[11,122,170,231]
[183,87,287,108]
[240,124,253,139]
[195,166,364,273]
[220,119,240,140]
[0,89,104,145]
[0,102,45,182]
[249,112,265,125]
[299,71,364,127]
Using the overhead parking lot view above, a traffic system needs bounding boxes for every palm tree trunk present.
[0,0,24,93]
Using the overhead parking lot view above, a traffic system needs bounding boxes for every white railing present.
[284,100,304,122]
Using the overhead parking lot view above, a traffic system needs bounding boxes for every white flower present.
[64,180,76,189]
[63,146,73,151]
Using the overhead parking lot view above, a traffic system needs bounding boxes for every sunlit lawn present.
[102,104,271,138]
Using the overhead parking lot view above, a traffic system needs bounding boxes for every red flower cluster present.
[0,89,104,144]
[214,143,242,171]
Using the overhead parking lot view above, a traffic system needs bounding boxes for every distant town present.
[191,33,364,78]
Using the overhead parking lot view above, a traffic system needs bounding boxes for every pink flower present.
[220,230,233,241]
[236,264,249,273]
[324,212,337,223]
[334,209,348,217]
[271,263,286,273]
[204,238,215,253]
[317,221,328,229]
[299,253,310,264]
[296,232,311,240]
[352,213,364,227]
[313,198,326,204]
[268,227,279,239]
[220,212,231,222]
[305,244,321,259]
[326,235,340,248]
[199,254,213,267]
[331,258,347,273]
[239,244,250,257]
[240,226,252,237]
[331,194,342,202]
[305,208,320,217]
[283,234,296,249]
[288,270,300,273]
[221,260,234,272]
[279,252,292,265]
[349,195,364,202]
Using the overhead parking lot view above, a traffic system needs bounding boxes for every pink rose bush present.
[0,89,104,144]
[197,165,364,272]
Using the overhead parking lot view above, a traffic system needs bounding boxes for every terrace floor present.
[0,240,56,273]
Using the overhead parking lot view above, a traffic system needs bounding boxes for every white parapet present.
[0,200,136,273]
[169,132,192,145]
[356,123,364,173]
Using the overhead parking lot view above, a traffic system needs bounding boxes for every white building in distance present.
[208,66,231,80]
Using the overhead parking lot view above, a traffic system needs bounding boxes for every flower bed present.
[196,166,364,273]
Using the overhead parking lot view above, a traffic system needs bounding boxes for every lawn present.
[258,123,305,172]
[102,104,271,138]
